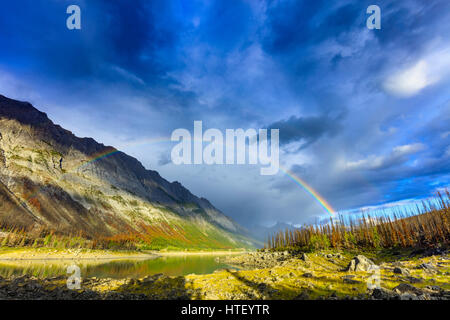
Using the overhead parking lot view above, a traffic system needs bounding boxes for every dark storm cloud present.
[0,0,182,84]
[263,0,364,53]
[1,0,449,227]
[199,0,253,51]
[374,0,450,48]
[276,101,450,214]
[268,113,343,148]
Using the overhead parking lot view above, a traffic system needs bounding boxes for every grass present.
[99,220,253,251]
[0,227,98,250]
[115,248,450,299]
[0,216,253,251]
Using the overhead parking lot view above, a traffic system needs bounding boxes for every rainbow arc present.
[25,137,336,218]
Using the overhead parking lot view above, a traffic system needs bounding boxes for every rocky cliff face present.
[0,94,254,249]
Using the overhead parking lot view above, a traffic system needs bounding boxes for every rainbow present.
[80,147,120,167]
[24,136,336,218]
[279,166,336,217]
[73,137,173,171]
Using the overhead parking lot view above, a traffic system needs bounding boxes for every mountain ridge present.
[0,94,256,249]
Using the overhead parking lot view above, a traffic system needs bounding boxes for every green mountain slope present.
[0,94,257,250]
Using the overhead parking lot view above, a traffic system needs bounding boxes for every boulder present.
[406,276,424,284]
[370,287,398,300]
[293,291,310,300]
[393,267,410,275]
[417,263,438,273]
[425,285,442,292]
[393,283,423,295]
[345,255,377,272]
[399,293,419,300]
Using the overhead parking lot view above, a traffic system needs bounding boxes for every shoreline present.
[0,247,247,261]
[0,247,155,261]
[145,250,247,257]
[0,249,448,300]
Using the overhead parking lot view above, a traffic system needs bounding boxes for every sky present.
[0,0,449,228]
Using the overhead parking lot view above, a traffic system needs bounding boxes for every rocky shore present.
[216,249,450,300]
[0,275,146,300]
[0,249,449,300]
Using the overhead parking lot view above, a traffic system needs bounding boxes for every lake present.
[0,254,241,279]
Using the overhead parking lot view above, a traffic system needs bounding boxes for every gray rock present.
[345,255,377,272]
[393,267,410,275]
[417,294,432,300]
[371,287,398,300]
[400,293,419,300]
[417,263,438,273]
[393,283,423,295]
[425,285,442,292]
[293,291,310,300]
[406,276,424,284]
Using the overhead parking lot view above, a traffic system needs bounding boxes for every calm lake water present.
[0,255,240,279]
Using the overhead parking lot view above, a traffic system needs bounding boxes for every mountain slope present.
[0,94,256,249]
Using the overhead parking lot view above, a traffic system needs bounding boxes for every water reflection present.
[0,255,239,279]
